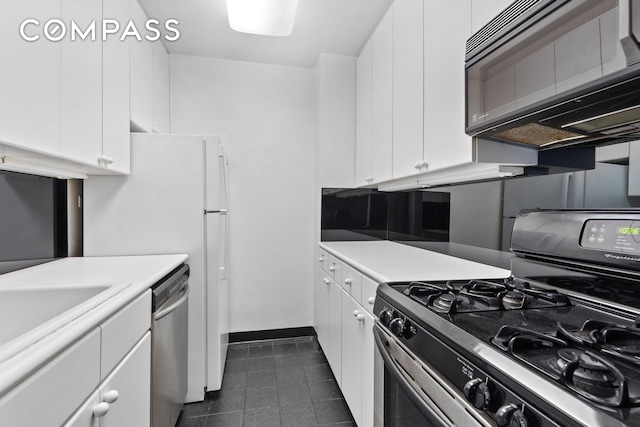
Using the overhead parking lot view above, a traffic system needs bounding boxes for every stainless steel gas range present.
[374,209,640,427]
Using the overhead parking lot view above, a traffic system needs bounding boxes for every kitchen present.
[2,0,640,426]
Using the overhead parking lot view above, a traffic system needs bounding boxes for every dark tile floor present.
[177,336,356,427]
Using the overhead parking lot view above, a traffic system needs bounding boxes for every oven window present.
[384,367,434,426]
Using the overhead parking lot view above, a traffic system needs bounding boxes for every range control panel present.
[581,219,640,253]
[510,210,640,271]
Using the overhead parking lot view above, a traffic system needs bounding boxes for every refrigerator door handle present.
[205,209,228,214]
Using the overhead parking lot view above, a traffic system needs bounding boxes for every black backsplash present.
[321,188,450,242]
[0,171,68,274]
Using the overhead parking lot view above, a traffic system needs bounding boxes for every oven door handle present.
[374,325,451,427]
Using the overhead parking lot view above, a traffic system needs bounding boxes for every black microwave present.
[465,0,640,150]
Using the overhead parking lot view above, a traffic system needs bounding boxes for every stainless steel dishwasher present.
[151,264,189,427]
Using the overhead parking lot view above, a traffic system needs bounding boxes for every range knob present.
[388,317,405,337]
[463,378,492,410]
[378,309,393,327]
[496,404,528,427]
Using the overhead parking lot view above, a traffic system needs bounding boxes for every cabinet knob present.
[323,278,330,285]
[414,163,422,170]
[98,155,114,166]
[422,161,429,169]
[356,313,365,321]
[344,278,352,286]
[367,296,375,305]
[103,389,119,404]
[353,310,360,317]
[329,265,336,272]
[93,402,110,418]
[318,256,324,263]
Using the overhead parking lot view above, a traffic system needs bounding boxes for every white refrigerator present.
[84,133,230,402]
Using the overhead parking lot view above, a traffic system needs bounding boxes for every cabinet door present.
[327,279,343,385]
[361,310,376,427]
[60,0,103,166]
[356,40,373,187]
[100,332,151,427]
[153,42,171,133]
[371,9,393,184]
[423,0,473,171]
[314,267,331,353]
[0,0,61,155]
[63,390,100,427]
[0,329,100,427]
[103,0,131,173]
[341,262,362,302]
[129,0,154,133]
[392,0,424,179]
[360,274,378,316]
[340,292,363,426]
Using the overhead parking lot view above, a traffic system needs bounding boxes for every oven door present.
[374,324,491,427]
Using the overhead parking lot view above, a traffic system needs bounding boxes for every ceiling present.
[138,0,394,68]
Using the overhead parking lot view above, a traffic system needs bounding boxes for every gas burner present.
[460,279,506,296]
[427,291,502,314]
[500,290,526,310]
[492,325,640,407]
[395,278,572,314]
[431,292,459,312]
[558,321,640,365]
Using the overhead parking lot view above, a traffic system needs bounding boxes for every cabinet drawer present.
[326,255,342,282]
[0,328,101,427]
[101,290,151,380]
[341,263,362,302]
[317,248,329,272]
[360,275,379,315]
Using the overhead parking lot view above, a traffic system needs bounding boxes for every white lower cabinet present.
[0,329,101,427]
[328,277,343,385]
[0,290,152,427]
[64,332,151,427]
[314,267,330,356]
[341,292,364,426]
[361,310,375,427]
[315,249,378,426]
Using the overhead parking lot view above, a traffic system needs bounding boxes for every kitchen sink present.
[0,282,130,362]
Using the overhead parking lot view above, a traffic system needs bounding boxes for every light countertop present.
[0,254,187,393]
[318,240,510,283]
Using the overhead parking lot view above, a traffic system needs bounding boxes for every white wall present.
[170,55,316,333]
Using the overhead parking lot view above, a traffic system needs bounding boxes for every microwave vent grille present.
[466,0,540,57]
[493,123,584,146]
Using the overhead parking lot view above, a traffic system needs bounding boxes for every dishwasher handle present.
[155,283,189,321]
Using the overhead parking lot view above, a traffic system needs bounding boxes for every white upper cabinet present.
[130,0,154,133]
[102,0,132,174]
[153,42,171,133]
[392,0,425,179]
[0,0,62,155]
[471,0,515,33]
[60,0,103,167]
[130,1,171,135]
[371,9,393,184]
[356,40,373,186]
[315,54,356,188]
[0,0,131,176]
[423,0,473,171]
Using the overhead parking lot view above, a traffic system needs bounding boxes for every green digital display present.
[618,227,639,235]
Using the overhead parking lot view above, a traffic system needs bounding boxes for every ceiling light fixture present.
[226,0,299,37]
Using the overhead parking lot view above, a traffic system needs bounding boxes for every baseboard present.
[229,326,316,343]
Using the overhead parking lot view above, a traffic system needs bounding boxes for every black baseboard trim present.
[229,327,316,343]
